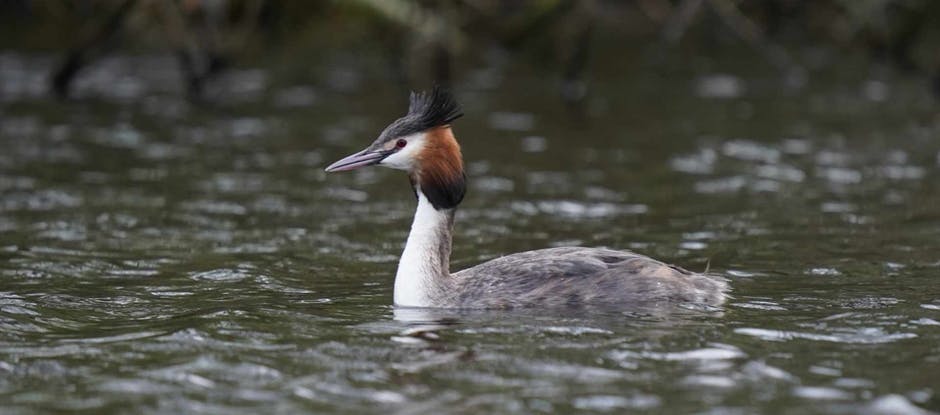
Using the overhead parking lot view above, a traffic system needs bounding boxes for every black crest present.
[407,86,463,129]
[378,87,463,141]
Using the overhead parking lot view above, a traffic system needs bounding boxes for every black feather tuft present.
[374,86,463,143]
[407,86,464,130]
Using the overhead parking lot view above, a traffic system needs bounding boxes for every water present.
[1,51,940,414]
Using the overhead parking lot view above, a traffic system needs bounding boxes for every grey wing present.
[451,247,728,308]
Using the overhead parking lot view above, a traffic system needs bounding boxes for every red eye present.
[396,139,407,148]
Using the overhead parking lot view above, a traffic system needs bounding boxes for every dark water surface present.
[1,52,940,414]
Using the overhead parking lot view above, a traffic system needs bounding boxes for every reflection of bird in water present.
[326,87,729,309]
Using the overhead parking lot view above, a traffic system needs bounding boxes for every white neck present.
[394,190,455,307]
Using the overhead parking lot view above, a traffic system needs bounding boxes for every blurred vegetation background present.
[0,0,939,105]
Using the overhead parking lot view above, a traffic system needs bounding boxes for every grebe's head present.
[324,87,466,210]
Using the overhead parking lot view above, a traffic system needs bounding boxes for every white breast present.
[393,190,451,307]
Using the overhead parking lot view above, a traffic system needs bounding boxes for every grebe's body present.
[325,88,729,309]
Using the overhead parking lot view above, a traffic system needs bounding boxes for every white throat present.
[394,189,454,307]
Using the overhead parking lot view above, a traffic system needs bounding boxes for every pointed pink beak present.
[324,148,390,172]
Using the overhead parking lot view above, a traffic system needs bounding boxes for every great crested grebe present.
[325,87,729,309]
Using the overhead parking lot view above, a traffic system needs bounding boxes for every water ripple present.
[734,327,918,344]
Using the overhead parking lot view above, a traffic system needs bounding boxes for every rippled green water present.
[1,52,940,414]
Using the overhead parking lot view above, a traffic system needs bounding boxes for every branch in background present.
[707,0,795,71]
[48,0,267,101]
[503,0,576,49]
[661,0,798,74]
[161,0,234,100]
[50,0,138,98]
[559,0,595,118]
[662,0,703,44]
[560,20,592,121]
[350,0,465,53]
[351,0,465,86]
[635,0,673,23]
